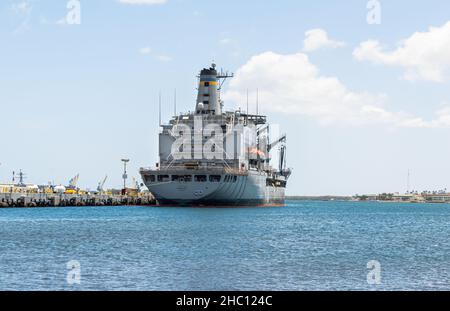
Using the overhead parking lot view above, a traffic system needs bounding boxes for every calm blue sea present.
[0,200,449,291]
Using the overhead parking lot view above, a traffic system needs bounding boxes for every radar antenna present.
[217,68,234,90]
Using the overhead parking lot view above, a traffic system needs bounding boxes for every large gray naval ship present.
[140,63,291,206]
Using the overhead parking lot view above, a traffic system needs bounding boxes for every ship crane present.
[257,124,269,136]
[272,136,292,178]
[267,134,291,177]
[279,144,287,174]
[267,134,286,152]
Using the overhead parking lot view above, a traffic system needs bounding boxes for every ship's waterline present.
[141,63,291,206]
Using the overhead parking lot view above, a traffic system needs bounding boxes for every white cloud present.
[303,29,345,52]
[40,17,68,26]
[118,0,167,5]
[55,18,67,25]
[156,55,172,62]
[401,105,450,128]
[138,46,171,61]
[432,106,450,127]
[11,1,32,34]
[219,38,232,45]
[139,46,152,54]
[224,50,450,128]
[353,21,450,82]
[12,1,32,14]
[218,33,241,57]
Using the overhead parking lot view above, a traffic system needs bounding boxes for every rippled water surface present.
[1,201,450,290]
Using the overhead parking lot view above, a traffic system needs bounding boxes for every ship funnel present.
[195,63,234,116]
[196,63,221,115]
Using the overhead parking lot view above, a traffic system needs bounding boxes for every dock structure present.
[0,193,155,208]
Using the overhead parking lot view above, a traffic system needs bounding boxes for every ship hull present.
[140,170,286,207]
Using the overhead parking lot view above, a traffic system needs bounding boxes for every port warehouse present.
[0,184,155,208]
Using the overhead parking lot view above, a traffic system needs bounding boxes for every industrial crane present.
[97,175,108,193]
[65,174,80,194]
[68,174,79,188]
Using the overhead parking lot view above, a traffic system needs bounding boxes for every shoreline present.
[287,196,450,204]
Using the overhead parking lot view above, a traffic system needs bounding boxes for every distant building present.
[0,184,12,193]
[391,193,421,202]
[423,193,450,203]
[0,184,42,194]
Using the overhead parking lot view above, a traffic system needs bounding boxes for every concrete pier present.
[0,193,156,208]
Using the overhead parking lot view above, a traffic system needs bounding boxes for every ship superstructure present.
[140,63,291,206]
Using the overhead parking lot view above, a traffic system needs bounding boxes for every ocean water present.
[0,200,449,291]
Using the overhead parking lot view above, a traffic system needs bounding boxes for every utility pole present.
[121,159,130,192]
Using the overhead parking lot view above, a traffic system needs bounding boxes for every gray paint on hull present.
[141,170,285,207]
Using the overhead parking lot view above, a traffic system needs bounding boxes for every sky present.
[1,0,450,195]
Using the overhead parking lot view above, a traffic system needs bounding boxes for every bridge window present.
[157,175,170,182]
[146,175,156,183]
[195,175,207,182]
[172,175,192,182]
[209,175,221,182]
